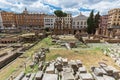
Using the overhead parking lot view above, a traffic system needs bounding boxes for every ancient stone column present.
[110,31,113,38]
[95,28,99,35]
[106,29,109,37]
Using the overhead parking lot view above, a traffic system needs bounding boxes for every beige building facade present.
[0,10,3,29]
[44,15,56,29]
[106,8,120,38]
[108,8,120,28]
[53,13,73,35]
[63,13,72,28]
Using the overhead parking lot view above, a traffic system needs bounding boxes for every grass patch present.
[24,36,53,58]
[46,48,120,71]
[41,36,53,46]
[46,54,62,61]
[93,47,102,51]
[25,64,39,74]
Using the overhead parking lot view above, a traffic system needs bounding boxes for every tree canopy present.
[54,10,67,17]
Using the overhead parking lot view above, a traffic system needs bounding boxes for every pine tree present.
[87,10,95,34]
[95,12,100,28]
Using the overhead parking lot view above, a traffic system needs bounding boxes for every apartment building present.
[44,15,56,29]
[108,8,120,28]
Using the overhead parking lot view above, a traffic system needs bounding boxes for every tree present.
[45,27,50,32]
[94,12,100,28]
[54,10,67,18]
[87,10,95,34]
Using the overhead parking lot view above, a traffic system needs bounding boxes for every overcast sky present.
[0,0,120,17]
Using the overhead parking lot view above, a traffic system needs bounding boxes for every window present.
[77,22,79,25]
[46,24,50,25]
[113,23,115,25]
[84,22,86,25]
[81,21,83,25]
[73,22,75,25]
[51,19,53,22]
[117,23,119,26]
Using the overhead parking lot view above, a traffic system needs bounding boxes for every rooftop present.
[73,12,88,20]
